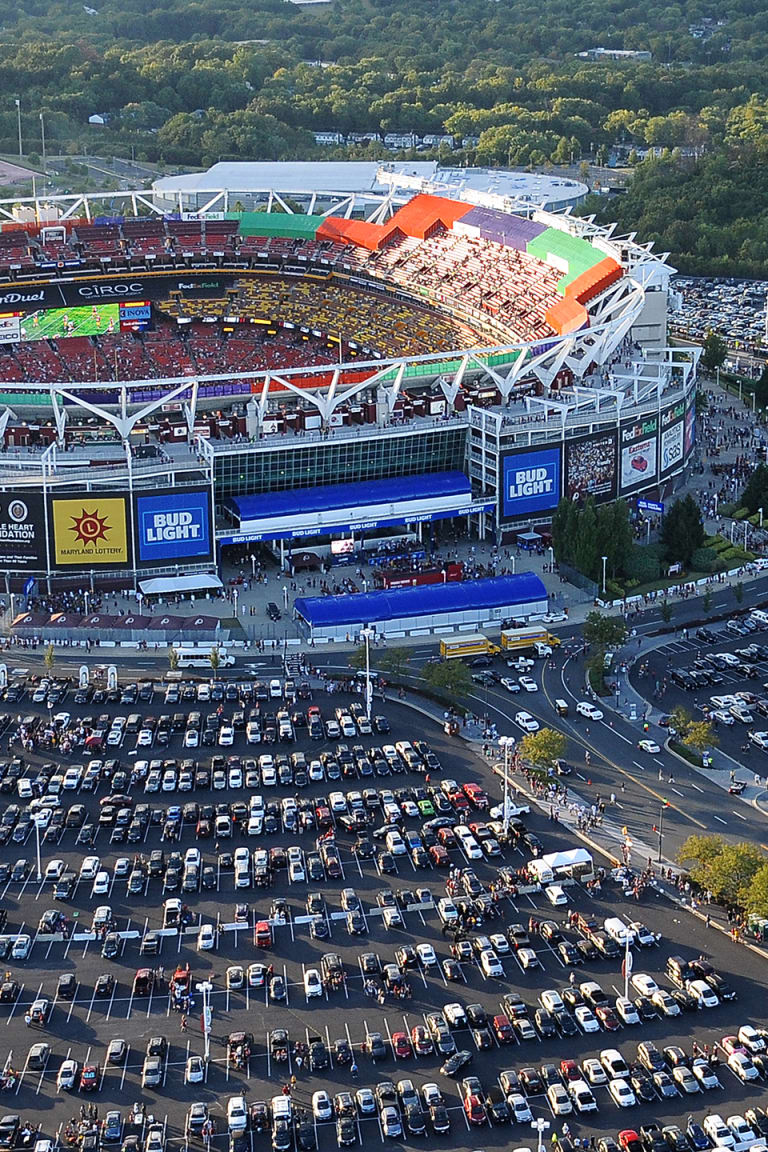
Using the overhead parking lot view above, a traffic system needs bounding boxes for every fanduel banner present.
[135,488,213,565]
[500,447,561,520]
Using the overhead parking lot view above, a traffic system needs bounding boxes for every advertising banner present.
[0,274,236,316]
[50,495,129,567]
[135,488,213,565]
[499,446,561,521]
[659,399,686,477]
[620,415,658,494]
[564,431,617,503]
[0,493,46,569]
[684,400,696,458]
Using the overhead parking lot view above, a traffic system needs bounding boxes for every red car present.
[462,783,489,809]
[437,828,457,849]
[492,1014,514,1044]
[429,845,450,868]
[410,1026,433,1056]
[596,1005,621,1031]
[560,1058,580,1082]
[450,791,470,811]
[463,1095,487,1126]
[80,1064,100,1092]
[391,1032,412,1059]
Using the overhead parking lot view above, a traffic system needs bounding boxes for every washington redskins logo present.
[70,508,112,549]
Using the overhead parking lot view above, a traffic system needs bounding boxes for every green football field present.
[20,303,119,342]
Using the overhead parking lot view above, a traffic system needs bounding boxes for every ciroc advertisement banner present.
[659,400,686,477]
[135,488,212,565]
[500,447,561,520]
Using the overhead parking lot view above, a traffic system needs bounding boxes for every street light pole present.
[14,100,22,158]
[33,814,42,883]
[360,627,374,721]
[531,1117,550,1152]
[656,801,666,864]
[601,554,608,595]
[760,508,764,530]
[196,980,213,1062]
[498,735,514,838]
[39,111,46,179]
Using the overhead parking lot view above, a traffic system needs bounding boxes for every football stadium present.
[0,164,698,608]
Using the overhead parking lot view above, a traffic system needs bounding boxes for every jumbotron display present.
[0,301,152,343]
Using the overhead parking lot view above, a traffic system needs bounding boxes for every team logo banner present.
[51,497,129,566]
[500,447,561,520]
[135,489,212,564]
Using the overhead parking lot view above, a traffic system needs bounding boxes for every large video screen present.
[20,304,120,341]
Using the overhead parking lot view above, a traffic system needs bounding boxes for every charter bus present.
[171,644,235,669]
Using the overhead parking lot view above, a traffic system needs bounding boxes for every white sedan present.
[544,884,567,906]
[479,949,503,977]
[304,968,323,998]
[615,997,640,1025]
[197,924,215,951]
[519,677,539,693]
[576,702,604,721]
[312,1091,333,1121]
[514,711,540,733]
[508,1094,532,1123]
[185,1055,205,1084]
[184,729,199,748]
[749,731,768,750]
[729,1051,759,1082]
[416,943,437,968]
[500,678,521,694]
[608,1078,636,1108]
[575,1006,600,1033]
[638,738,660,754]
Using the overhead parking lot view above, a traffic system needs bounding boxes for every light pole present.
[282,585,288,612]
[548,545,554,574]
[232,588,238,617]
[14,100,22,158]
[655,800,669,864]
[360,626,374,721]
[531,1117,550,1152]
[601,555,608,595]
[498,735,515,837]
[39,111,46,179]
[622,932,633,1000]
[84,590,89,617]
[250,554,256,579]
[511,555,516,575]
[196,980,213,1062]
[744,522,749,549]
[33,814,43,883]
[760,508,764,530]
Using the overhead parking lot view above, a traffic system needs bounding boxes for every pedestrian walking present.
[180,1014,188,1032]
[24,1014,31,1028]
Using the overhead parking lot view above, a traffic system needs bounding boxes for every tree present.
[678,833,726,875]
[209,646,221,680]
[168,647,179,672]
[660,600,672,624]
[43,644,55,675]
[734,581,744,604]
[660,495,705,566]
[707,842,764,905]
[741,463,768,514]
[422,660,471,701]
[669,704,692,735]
[682,719,718,753]
[583,611,627,653]
[347,646,367,672]
[703,587,712,613]
[519,726,567,768]
[378,648,411,678]
[754,364,768,412]
[702,330,727,373]
[744,864,768,917]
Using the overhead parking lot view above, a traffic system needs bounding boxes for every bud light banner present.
[134,488,213,565]
[500,446,561,521]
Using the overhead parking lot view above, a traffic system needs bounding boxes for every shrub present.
[691,546,718,572]
[625,544,661,583]
[732,507,750,520]
[605,579,625,600]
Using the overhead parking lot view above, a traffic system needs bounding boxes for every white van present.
[527,859,554,885]
[604,917,635,946]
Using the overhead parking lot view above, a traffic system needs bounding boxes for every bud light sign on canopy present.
[500,447,561,520]
[135,489,212,564]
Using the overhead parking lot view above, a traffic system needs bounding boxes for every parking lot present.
[0,668,767,1152]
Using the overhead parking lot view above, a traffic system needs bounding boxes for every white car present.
[615,997,640,1025]
[228,768,243,790]
[489,932,510,955]
[539,990,564,1014]
[416,943,437,968]
[137,729,154,747]
[575,1006,600,1033]
[247,963,267,988]
[651,989,680,1017]
[500,678,521,693]
[184,729,199,748]
[692,1059,720,1089]
[11,935,31,960]
[197,923,215,951]
[57,1059,79,1090]
[479,949,503,977]
[737,1025,766,1054]
[227,1097,248,1132]
[44,859,65,882]
[92,871,110,896]
[79,856,101,881]
[304,969,323,998]
[631,972,658,997]
[711,709,734,726]
[514,711,539,732]
[519,676,539,693]
[437,898,459,925]
[727,1118,756,1147]
[312,1091,333,1121]
[581,1058,607,1085]
[608,1078,636,1108]
[185,1055,205,1083]
[576,702,603,721]
[185,848,202,869]
[517,948,540,970]
[729,1051,759,1082]
[703,1116,734,1148]
[106,729,123,748]
[547,1083,572,1115]
[508,1094,532,1123]
[544,884,567,906]
[443,1003,467,1028]
[600,1049,629,1079]
[218,727,234,747]
[62,767,82,790]
[569,1080,598,1113]
[638,738,660,753]
[749,731,768,750]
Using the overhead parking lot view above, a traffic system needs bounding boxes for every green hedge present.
[669,739,703,768]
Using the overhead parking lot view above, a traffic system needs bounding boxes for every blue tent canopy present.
[294,573,547,628]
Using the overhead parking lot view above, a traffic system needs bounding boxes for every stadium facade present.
[0,167,698,592]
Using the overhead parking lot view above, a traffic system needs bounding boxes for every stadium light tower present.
[39,111,46,178]
[14,100,21,158]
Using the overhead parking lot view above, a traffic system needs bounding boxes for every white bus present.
[171,645,235,669]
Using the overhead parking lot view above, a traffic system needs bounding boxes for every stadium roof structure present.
[152,161,439,198]
[294,572,548,629]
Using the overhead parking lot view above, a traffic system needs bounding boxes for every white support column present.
[48,389,67,446]
[183,380,199,441]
